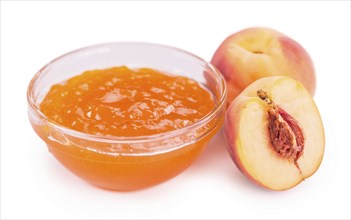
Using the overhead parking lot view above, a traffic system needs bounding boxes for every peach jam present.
[40,66,215,137]
[34,66,222,190]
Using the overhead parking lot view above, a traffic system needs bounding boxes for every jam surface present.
[40,66,215,137]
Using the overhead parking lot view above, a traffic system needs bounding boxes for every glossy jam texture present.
[40,66,215,137]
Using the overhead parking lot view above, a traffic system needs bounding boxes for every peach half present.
[211,27,316,106]
[224,76,324,190]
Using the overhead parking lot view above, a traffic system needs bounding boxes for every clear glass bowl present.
[27,42,227,191]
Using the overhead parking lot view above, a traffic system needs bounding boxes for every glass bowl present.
[27,42,227,191]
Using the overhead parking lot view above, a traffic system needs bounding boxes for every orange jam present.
[40,66,215,137]
[36,66,221,191]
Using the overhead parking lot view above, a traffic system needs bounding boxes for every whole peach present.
[211,27,316,106]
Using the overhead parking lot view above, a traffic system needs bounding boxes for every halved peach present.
[224,76,324,190]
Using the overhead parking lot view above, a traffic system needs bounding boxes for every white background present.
[1,1,350,219]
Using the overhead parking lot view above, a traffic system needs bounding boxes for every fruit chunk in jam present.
[40,66,215,137]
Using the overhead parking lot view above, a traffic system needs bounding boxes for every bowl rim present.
[27,42,227,146]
